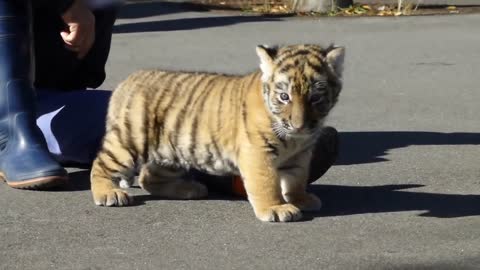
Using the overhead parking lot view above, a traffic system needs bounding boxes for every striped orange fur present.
[90,44,345,222]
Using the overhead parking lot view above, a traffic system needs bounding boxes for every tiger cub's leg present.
[238,151,302,222]
[280,150,322,212]
[138,163,208,200]
[90,132,135,207]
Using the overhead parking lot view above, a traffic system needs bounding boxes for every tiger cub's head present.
[256,44,345,138]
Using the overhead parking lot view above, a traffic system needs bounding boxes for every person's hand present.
[61,0,95,59]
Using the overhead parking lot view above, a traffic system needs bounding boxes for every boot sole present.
[0,172,68,190]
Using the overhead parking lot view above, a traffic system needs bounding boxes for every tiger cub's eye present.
[280,93,290,101]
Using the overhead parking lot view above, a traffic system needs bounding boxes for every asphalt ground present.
[1,2,479,269]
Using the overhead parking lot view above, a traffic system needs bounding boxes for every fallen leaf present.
[362,5,372,10]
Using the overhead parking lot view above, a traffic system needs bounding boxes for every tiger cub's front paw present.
[93,188,132,207]
[255,203,303,222]
[290,193,322,212]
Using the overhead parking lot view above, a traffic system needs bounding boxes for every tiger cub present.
[90,44,345,222]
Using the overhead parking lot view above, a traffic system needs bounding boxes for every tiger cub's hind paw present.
[142,180,208,200]
[172,181,208,200]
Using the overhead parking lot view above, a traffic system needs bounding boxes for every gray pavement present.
[2,2,480,269]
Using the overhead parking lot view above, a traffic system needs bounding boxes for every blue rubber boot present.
[0,1,68,189]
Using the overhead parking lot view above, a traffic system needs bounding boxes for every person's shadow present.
[66,131,480,218]
[113,1,288,34]
[113,15,286,34]
[116,1,210,19]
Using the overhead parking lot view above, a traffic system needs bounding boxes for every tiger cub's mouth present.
[273,121,318,139]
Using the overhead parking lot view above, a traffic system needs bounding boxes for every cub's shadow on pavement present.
[305,184,480,219]
[113,1,288,34]
[68,131,480,218]
[336,131,480,165]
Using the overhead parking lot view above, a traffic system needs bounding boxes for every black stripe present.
[241,74,259,142]
[151,90,169,149]
[309,46,324,55]
[189,76,215,108]
[271,98,282,109]
[172,74,204,138]
[108,118,129,151]
[277,50,311,66]
[101,148,130,170]
[230,78,240,119]
[122,85,141,159]
[274,82,287,91]
[302,74,308,89]
[123,118,138,159]
[141,85,159,162]
[108,125,122,140]
[216,80,228,132]
[166,135,179,164]
[262,84,270,96]
[169,132,182,162]
[141,99,150,162]
[241,100,252,141]
[99,130,116,155]
[305,61,322,73]
[96,155,117,176]
[170,75,204,161]
[152,74,183,150]
[204,144,215,168]
[279,64,295,74]
[209,81,228,168]
[210,139,221,160]
[143,70,155,82]
[260,133,279,157]
[188,118,199,164]
[189,78,216,160]
[225,159,236,171]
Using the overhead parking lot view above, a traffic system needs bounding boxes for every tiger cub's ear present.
[325,46,345,78]
[256,45,278,82]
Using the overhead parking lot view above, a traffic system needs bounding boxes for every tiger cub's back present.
[104,69,252,174]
